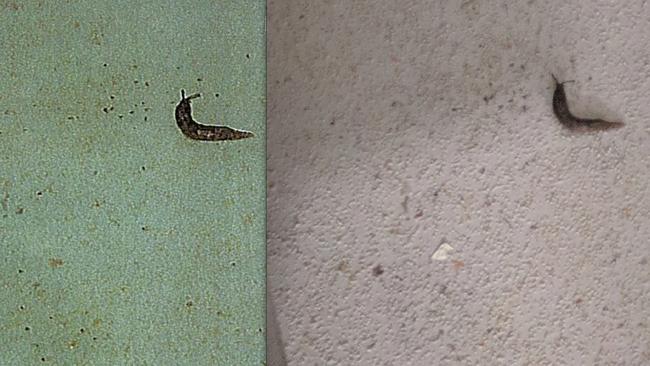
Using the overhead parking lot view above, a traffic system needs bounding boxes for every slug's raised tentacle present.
[174,89,254,141]
[551,74,574,86]
[551,75,623,131]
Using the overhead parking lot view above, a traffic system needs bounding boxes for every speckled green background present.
[0,1,265,364]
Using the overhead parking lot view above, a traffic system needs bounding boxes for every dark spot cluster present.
[98,63,152,122]
[102,94,151,122]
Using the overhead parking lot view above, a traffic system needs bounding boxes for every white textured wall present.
[268,1,650,365]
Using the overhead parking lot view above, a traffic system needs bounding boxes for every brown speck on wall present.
[48,258,64,268]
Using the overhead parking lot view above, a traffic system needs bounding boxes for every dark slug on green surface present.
[175,90,254,141]
[551,74,623,131]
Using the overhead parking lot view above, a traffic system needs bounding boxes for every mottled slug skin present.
[175,90,254,141]
[551,75,623,131]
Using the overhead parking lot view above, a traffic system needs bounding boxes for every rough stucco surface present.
[267,1,650,365]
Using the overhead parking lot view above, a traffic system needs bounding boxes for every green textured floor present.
[0,1,265,364]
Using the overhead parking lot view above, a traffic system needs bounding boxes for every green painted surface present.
[0,1,265,364]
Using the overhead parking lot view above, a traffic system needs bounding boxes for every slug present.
[175,89,254,141]
[551,74,623,131]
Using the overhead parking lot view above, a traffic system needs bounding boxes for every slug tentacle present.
[551,75,623,131]
[175,89,254,141]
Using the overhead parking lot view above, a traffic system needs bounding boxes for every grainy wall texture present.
[268,1,649,365]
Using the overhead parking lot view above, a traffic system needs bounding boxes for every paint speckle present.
[431,243,454,261]
[451,259,464,270]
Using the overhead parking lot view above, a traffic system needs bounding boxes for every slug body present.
[175,89,254,141]
[551,75,623,131]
